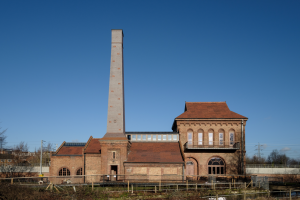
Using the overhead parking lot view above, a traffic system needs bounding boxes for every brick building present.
[49,30,247,183]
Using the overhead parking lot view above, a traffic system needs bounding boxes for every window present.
[219,132,224,145]
[153,135,157,141]
[158,135,161,141]
[59,168,70,176]
[142,135,146,141]
[188,130,193,145]
[173,135,177,141]
[209,132,213,145]
[168,135,172,140]
[230,131,234,145]
[7,159,12,162]
[132,135,136,141]
[0,159,4,162]
[198,132,203,145]
[127,135,131,140]
[137,135,141,140]
[112,152,116,159]
[76,168,82,175]
[208,157,225,175]
[163,135,167,140]
[147,135,151,141]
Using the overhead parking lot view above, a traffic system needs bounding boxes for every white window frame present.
[219,133,224,145]
[198,132,203,145]
[168,135,172,140]
[137,135,141,140]
[209,132,213,145]
[163,135,167,141]
[188,131,193,145]
[158,135,161,141]
[142,135,146,141]
[230,132,234,145]
[173,134,177,141]
[153,135,157,141]
[132,135,136,141]
[147,135,151,141]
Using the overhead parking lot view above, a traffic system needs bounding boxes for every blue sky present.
[1,1,299,158]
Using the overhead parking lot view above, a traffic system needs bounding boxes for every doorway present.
[186,161,194,176]
[111,165,118,181]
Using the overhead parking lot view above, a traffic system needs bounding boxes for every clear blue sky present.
[1,1,299,159]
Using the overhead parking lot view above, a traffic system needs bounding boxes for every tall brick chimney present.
[104,29,125,138]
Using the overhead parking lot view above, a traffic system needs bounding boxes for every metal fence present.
[246,164,300,168]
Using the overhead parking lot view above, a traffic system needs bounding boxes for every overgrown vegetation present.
[0,182,279,200]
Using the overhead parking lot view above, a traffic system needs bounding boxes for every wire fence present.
[246,164,300,168]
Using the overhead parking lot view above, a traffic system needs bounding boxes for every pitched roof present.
[126,142,184,163]
[176,102,247,119]
[84,138,101,154]
[56,146,83,155]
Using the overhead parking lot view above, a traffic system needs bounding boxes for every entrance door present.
[111,165,118,181]
[186,161,194,176]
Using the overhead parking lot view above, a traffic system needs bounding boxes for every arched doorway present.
[186,161,194,175]
[208,157,225,175]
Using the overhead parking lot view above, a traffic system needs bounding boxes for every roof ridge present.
[186,102,226,103]
[83,136,94,153]
[55,141,66,154]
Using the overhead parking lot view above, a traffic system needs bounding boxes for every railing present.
[185,141,240,150]
[246,164,300,168]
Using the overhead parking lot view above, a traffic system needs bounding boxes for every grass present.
[0,182,296,200]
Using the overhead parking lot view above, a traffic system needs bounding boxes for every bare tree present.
[0,141,34,178]
[0,125,7,150]
[267,149,290,165]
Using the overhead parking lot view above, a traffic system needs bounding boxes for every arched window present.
[208,157,225,174]
[76,168,82,175]
[59,168,70,176]
[229,130,235,145]
[208,130,214,145]
[198,130,203,145]
[219,130,224,145]
[187,130,193,145]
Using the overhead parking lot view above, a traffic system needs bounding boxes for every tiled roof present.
[85,138,101,154]
[56,146,83,155]
[126,142,184,163]
[176,102,247,119]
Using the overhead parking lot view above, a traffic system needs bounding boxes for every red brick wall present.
[124,163,184,181]
[85,154,101,183]
[49,155,84,184]
[177,120,246,176]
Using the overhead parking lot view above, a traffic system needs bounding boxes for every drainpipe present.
[84,153,86,183]
[241,119,244,175]
[182,164,185,182]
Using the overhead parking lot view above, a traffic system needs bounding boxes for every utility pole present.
[255,143,264,161]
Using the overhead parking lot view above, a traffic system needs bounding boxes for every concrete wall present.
[247,168,300,175]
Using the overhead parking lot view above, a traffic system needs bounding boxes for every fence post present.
[92,181,94,191]
[195,183,197,191]
[229,182,231,189]
[258,182,260,188]
[11,178,13,184]
[159,181,161,191]
[155,185,156,193]
[216,193,218,200]
[244,182,246,189]
[177,184,178,191]
[289,189,291,200]
[131,184,133,194]
[128,181,129,192]
[234,179,235,188]
[244,192,246,200]
[211,180,213,189]
[251,180,253,188]
[186,180,188,191]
